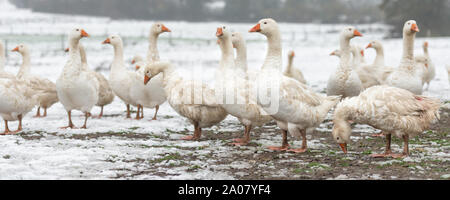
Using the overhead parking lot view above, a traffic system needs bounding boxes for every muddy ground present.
[9,106,448,180]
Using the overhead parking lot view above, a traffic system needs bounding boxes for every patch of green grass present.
[3,155,11,159]
[188,165,202,171]
[128,127,140,130]
[362,150,373,155]
[150,153,182,164]
[293,168,309,174]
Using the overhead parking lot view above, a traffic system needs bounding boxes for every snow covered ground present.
[0,0,449,179]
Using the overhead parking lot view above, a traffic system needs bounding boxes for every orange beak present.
[366,43,372,49]
[161,25,171,32]
[131,60,136,64]
[144,75,150,85]
[216,27,223,37]
[65,48,70,52]
[425,63,429,68]
[102,38,111,44]
[330,51,335,56]
[81,29,89,37]
[411,23,420,32]
[424,41,428,47]
[339,143,347,154]
[249,23,261,32]
[11,46,19,52]
[291,52,295,57]
[135,65,141,70]
[353,29,362,37]
[360,50,364,57]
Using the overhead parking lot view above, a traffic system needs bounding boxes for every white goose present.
[365,40,395,84]
[332,85,440,158]
[249,18,341,153]
[326,26,363,98]
[143,62,228,140]
[415,41,435,90]
[103,35,137,119]
[12,44,58,118]
[216,26,271,145]
[385,20,423,95]
[56,28,99,129]
[0,78,40,134]
[283,50,307,84]
[0,41,15,79]
[132,23,170,120]
[65,44,114,118]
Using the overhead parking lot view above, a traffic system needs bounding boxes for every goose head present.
[151,23,171,35]
[330,49,341,57]
[341,26,362,40]
[216,25,232,40]
[332,119,352,154]
[11,43,29,55]
[131,55,143,65]
[403,20,419,35]
[143,61,170,85]
[423,41,428,48]
[249,18,279,36]
[102,34,122,46]
[231,32,244,49]
[288,50,295,58]
[366,40,382,50]
[69,28,89,42]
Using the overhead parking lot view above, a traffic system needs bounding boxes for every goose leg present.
[140,106,144,119]
[152,105,159,120]
[34,107,41,118]
[43,107,47,117]
[1,120,11,135]
[81,112,91,129]
[135,105,142,120]
[126,104,131,119]
[371,133,393,157]
[390,135,409,158]
[268,130,290,151]
[287,129,308,153]
[182,122,201,140]
[98,106,104,118]
[232,125,251,146]
[11,114,23,134]
[60,110,75,129]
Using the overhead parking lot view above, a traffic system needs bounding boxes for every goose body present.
[56,28,99,128]
[332,85,440,157]
[0,78,40,134]
[144,62,228,140]
[385,20,423,95]
[12,44,58,117]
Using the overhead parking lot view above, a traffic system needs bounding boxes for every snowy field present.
[0,1,449,179]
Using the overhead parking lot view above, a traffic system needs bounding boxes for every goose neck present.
[147,33,160,63]
[17,50,31,78]
[401,32,415,63]
[235,44,247,70]
[219,37,235,69]
[262,32,282,70]
[339,36,352,65]
[0,43,5,70]
[374,46,385,66]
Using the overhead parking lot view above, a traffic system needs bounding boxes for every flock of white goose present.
[0,18,448,158]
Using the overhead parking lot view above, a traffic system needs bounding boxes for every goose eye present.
[76,29,79,31]
[336,137,340,140]
[223,26,226,29]
[264,22,267,24]
[157,24,160,27]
